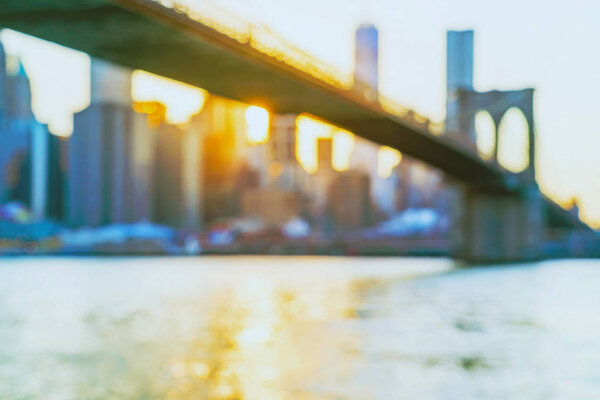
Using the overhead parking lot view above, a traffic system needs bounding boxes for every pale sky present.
[1,0,599,226]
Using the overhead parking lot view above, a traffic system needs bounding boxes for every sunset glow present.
[244,105,270,144]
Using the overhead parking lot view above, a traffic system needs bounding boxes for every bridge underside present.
[0,0,591,236]
[0,0,511,188]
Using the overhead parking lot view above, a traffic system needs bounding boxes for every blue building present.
[446,30,475,144]
[354,24,379,101]
[0,42,57,220]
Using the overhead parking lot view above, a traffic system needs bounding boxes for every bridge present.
[0,0,593,262]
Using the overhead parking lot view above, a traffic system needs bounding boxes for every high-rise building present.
[395,158,444,210]
[153,116,204,229]
[317,137,333,173]
[0,42,55,220]
[348,136,396,214]
[446,30,475,144]
[311,137,337,230]
[0,43,29,205]
[267,114,309,191]
[66,59,155,227]
[241,188,300,226]
[200,96,242,222]
[446,30,474,94]
[327,171,373,231]
[231,113,312,227]
[196,95,259,222]
[4,62,34,123]
[45,133,67,221]
[354,24,379,101]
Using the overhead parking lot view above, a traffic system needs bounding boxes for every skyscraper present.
[354,24,379,101]
[327,171,373,231]
[200,95,253,223]
[446,30,475,144]
[153,113,204,229]
[67,59,155,227]
[0,42,54,220]
[4,61,34,123]
[268,114,309,192]
[352,24,403,215]
[45,133,67,221]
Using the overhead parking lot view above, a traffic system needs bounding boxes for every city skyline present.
[0,0,598,227]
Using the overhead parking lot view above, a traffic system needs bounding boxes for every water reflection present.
[73,281,357,400]
[1,257,600,399]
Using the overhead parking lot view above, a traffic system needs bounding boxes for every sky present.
[1,0,599,226]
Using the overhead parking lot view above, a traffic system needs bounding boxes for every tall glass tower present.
[446,30,474,137]
[354,24,379,100]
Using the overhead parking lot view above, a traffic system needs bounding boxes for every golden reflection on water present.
[73,274,372,400]
[6,258,600,399]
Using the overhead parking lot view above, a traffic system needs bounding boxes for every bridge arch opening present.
[474,110,496,160]
[497,107,529,173]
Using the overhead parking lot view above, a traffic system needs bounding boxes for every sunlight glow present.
[475,110,496,160]
[0,30,89,136]
[132,70,207,124]
[295,115,333,173]
[2,3,598,228]
[151,0,353,89]
[245,105,270,144]
[332,130,355,171]
[377,146,402,178]
[497,108,529,173]
[295,115,355,174]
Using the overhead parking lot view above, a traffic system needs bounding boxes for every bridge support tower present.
[452,182,543,263]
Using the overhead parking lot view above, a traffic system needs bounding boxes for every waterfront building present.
[348,136,396,215]
[233,113,309,227]
[241,188,300,226]
[198,95,264,223]
[45,133,67,221]
[313,137,335,217]
[66,59,155,227]
[311,137,375,231]
[267,114,310,192]
[153,113,204,229]
[395,158,445,210]
[0,42,56,220]
[327,170,373,231]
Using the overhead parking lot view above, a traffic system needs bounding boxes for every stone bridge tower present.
[446,30,543,263]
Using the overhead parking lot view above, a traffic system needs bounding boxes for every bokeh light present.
[245,105,270,144]
[377,146,402,178]
[132,70,207,125]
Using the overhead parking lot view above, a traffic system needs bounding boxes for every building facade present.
[354,24,379,101]
[66,59,155,227]
[153,116,204,229]
[0,42,56,220]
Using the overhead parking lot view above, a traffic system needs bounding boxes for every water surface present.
[1,256,599,399]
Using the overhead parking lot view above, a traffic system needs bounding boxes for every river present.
[1,256,599,399]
